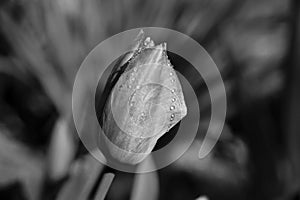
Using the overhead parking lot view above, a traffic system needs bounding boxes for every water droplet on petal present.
[150,40,154,45]
[170,105,175,110]
[162,42,167,51]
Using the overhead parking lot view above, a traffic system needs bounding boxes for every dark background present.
[0,0,299,200]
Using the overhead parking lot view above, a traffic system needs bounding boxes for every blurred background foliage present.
[0,0,299,199]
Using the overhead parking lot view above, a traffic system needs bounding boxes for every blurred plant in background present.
[0,0,299,200]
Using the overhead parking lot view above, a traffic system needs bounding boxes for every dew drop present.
[162,42,167,50]
[171,98,176,102]
[170,105,175,110]
[167,60,171,66]
[144,37,151,44]
[149,41,154,47]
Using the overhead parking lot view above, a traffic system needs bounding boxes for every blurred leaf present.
[0,129,45,200]
[130,156,159,200]
[56,153,105,200]
[47,117,76,180]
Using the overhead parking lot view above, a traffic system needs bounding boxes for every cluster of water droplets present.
[111,33,186,140]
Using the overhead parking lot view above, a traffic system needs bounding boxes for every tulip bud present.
[100,30,187,164]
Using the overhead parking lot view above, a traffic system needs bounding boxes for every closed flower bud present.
[100,30,187,165]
